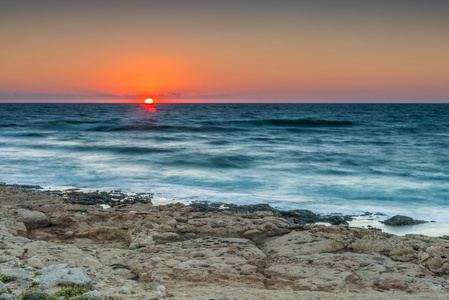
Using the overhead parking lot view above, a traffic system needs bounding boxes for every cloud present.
[0,92,145,102]
[155,92,237,100]
[1,91,448,103]
[155,92,181,98]
[182,93,237,100]
[0,91,240,102]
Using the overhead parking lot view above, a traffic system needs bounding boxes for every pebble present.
[118,286,131,294]
[156,284,166,296]
[129,243,140,250]
[83,290,106,299]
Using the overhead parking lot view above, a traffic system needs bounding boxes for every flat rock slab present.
[37,264,92,289]
[263,230,346,257]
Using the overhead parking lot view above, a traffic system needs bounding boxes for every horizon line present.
[1,102,448,104]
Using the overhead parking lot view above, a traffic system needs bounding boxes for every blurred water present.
[1,103,448,221]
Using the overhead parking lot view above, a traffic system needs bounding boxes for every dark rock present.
[191,202,359,226]
[1,183,152,207]
[319,215,349,225]
[381,215,426,226]
[0,183,43,193]
[279,209,319,224]
[367,225,381,231]
[374,212,387,216]
[191,201,278,214]
[63,190,152,206]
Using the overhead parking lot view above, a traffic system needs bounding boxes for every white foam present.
[348,216,449,237]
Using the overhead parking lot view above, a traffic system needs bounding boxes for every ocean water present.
[1,103,448,221]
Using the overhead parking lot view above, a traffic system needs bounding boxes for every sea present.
[1,103,448,222]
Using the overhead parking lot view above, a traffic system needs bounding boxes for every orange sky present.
[1,1,448,103]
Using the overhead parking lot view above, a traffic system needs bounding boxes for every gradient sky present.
[1,0,448,103]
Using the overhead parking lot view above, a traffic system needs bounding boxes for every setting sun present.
[144,98,154,104]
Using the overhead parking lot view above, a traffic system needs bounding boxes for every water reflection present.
[144,103,157,112]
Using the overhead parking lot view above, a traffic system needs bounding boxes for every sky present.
[1,0,448,103]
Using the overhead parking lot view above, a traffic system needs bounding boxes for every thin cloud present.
[0,93,145,102]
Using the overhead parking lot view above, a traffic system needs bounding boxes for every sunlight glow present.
[144,98,154,104]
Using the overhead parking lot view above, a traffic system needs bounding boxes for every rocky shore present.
[1,185,449,299]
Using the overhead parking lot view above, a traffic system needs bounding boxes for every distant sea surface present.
[1,103,448,221]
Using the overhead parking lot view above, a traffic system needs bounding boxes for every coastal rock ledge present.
[1,185,449,299]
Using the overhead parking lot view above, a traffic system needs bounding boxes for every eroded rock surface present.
[1,185,449,299]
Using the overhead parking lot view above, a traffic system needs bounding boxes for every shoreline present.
[2,184,449,298]
[2,176,448,223]
[2,182,448,238]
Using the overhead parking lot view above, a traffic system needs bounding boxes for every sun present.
[144,98,154,104]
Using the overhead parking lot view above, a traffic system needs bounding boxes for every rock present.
[243,229,260,236]
[83,290,106,299]
[4,221,27,237]
[0,294,17,300]
[351,235,409,255]
[144,285,166,299]
[376,279,408,291]
[422,246,449,274]
[129,243,139,250]
[156,285,166,295]
[143,295,161,300]
[5,186,449,297]
[264,231,345,256]
[382,215,426,226]
[191,202,278,214]
[0,281,8,291]
[117,286,130,294]
[63,190,152,206]
[318,215,350,225]
[37,264,92,289]
[134,235,154,247]
[1,269,33,280]
[280,209,318,224]
[184,233,197,239]
[14,209,50,230]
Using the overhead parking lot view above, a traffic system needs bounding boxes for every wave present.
[73,145,177,154]
[207,140,230,145]
[0,123,21,128]
[0,132,46,138]
[16,120,242,133]
[169,154,254,169]
[80,118,354,132]
[2,117,354,133]
[201,118,355,128]
[11,143,176,155]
